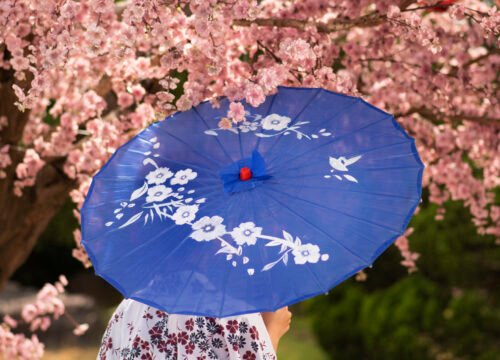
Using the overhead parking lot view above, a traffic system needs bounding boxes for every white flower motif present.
[146,167,173,185]
[172,205,199,225]
[292,243,321,265]
[231,222,263,246]
[261,114,291,131]
[191,216,226,241]
[238,121,259,133]
[171,169,198,185]
[145,185,172,203]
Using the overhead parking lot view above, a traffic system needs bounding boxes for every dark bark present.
[0,69,76,290]
[0,158,75,290]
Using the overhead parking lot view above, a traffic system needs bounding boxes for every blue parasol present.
[81,86,424,317]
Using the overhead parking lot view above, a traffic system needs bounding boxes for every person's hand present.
[261,306,292,352]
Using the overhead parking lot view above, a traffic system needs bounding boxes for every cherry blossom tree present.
[0,0,498,352]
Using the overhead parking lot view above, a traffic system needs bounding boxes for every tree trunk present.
[0,67,76,290]
[0,160,75,290]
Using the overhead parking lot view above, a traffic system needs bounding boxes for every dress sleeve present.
[97,299,277,360]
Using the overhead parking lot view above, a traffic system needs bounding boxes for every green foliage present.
[170,69,188,100]
[410,201,499,291]
[42,99,58,127]
[311,275,499,360]
[309,198,499,360]
[312,285,365,359]
[332,47,346,73]
[239,49,264,65]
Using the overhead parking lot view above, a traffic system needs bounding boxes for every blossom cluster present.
[395,227,420,272]
[0,276,88,360]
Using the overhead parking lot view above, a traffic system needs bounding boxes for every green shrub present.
[309,199,499,360]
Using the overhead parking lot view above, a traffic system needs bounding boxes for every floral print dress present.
[98,299,277,360]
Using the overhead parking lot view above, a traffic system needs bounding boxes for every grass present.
[278,316,328,360]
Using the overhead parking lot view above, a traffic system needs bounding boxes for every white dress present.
[98,299,277,360]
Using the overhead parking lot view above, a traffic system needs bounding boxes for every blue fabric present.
[219,150,271,194]
[81,86,424,317]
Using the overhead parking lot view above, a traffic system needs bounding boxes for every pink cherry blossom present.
[73,323,90,336]
[218,118,233,129]
[228,102,246,123]
[395,228,420,273]
[245,83,266,107]
[3,315,18,329]
[1,276,87,358]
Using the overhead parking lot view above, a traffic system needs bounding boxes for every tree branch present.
[395,107,500,127]
[463,48,500,68]
[233,13,386,33]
